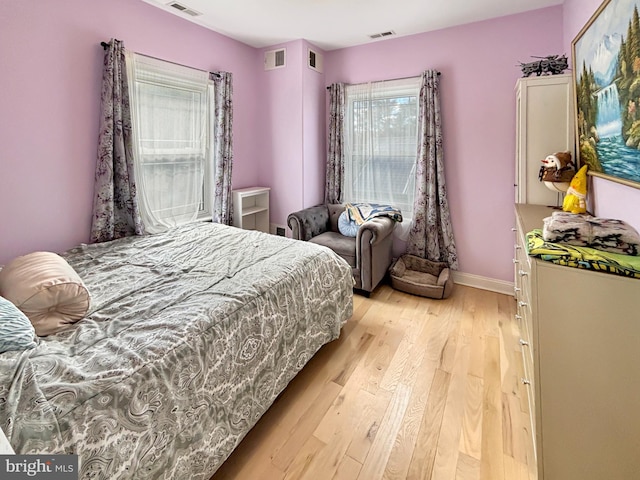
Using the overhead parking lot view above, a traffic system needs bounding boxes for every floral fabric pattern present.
[407,71,458,269]
[90,39,144,243]
[212,72,234,225]
[325,83,345,204]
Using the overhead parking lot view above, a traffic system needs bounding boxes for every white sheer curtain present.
[126,52,213,233]
[344,77,420,239]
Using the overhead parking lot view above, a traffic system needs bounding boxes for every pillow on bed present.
[0,295,37,353]
[338,211,360,237]
[0,252,90,337]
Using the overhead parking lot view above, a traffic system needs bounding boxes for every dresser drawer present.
[514,206,538,476]
[518,299,533,345]
[519,301,535,396]
[519,309,537,476]
[514,228,532,298]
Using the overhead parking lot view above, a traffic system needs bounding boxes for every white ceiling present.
[141,0,564,51]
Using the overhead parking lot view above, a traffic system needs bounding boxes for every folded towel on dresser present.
[543,211,640,256]
[527,229,640,279]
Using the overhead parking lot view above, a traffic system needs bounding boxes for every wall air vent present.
[166,1,202,17]
[369,30,396,39]
[265,48,286,70]
[308,48,323,73]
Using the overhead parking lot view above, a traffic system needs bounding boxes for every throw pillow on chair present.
[338,211,360,237]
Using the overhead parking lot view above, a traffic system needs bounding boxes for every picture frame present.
[572,0,640,188]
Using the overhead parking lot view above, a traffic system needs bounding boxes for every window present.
[126,53,214,232]
[344,78,420,221]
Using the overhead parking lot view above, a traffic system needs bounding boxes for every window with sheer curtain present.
[126,53,214,233]
[343,78,421,230]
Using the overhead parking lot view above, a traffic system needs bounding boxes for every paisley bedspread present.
[0,223,353,479]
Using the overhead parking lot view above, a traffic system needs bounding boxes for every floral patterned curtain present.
[211,72,234,225]
[90,39,144,243]
[325,83,345,204]
[407,71,458,269]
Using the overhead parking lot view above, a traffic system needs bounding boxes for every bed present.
[0,222,353,479]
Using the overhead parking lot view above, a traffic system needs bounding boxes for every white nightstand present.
[232,187,270,233]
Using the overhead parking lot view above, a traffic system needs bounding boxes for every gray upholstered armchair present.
[287,204,395,295]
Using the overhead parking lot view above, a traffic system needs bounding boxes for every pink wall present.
[302,41,327,210]
[325,7,564,282]
[256,40,327,229]
[256,40,305,228]
[0,0,259,265]
[563,0,640,232]
[4,1,617,286]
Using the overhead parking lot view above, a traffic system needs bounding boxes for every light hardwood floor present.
[211,283,535,480]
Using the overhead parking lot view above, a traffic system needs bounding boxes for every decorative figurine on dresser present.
[561,165,588,214]
[538,151,576,194]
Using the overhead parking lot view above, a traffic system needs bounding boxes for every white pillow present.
[0,252,90,336]
[338,211,360,237]
[0,295,37,353]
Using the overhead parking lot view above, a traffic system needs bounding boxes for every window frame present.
[127,54,215,227]
[343,78,420,220]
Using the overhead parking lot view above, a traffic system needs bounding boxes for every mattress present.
[0,222,353,479]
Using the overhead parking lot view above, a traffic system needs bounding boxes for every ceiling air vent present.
[166,1,202,17]
[308,48,323,73]
[369,30,396,39]
[265,48,286,70]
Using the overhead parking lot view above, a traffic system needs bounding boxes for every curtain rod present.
[325,72,440,90]
[100,41,220,78]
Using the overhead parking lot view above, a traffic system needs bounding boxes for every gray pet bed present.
[389,254,453,299]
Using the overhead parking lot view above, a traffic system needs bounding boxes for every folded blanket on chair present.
[543,211,640,256]
[345,203,403,225]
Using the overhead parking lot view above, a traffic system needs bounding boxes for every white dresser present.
[515,74,574,206]
[514,203,640,480]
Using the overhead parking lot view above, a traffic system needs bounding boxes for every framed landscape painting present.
[573,0,640,188]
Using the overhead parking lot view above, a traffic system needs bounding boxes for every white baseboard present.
[452,271,514,296]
